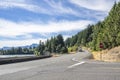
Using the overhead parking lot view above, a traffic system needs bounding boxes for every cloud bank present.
[0,18,93,47]
[0,0,118,48]
[69,0,117,12]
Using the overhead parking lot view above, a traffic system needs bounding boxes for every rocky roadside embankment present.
[92,46,120,62]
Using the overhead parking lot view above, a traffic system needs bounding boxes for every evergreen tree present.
[65,2,120,51]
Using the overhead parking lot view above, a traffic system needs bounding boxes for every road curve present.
[0,51,120,80]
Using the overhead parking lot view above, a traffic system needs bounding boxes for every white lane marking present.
[72,58,79,62]
[68,61,85,68]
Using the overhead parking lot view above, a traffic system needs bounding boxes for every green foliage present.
[36,41,45,55]
[36,34,68,54]
[1,2,120,55]
[61,46,68,53]
[68,46,78,53]
[0,47,35,55]
[65,2,120,51]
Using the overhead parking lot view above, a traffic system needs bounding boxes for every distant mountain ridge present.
[0,44,38,50]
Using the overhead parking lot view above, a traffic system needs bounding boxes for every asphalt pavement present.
[0,51,120,80]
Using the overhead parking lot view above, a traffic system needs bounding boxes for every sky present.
[0,0,119,48]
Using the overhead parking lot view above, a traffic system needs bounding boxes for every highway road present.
[0,51,120,80]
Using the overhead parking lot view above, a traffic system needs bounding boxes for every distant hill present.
[0,44,38,50]
[21,44,38,49]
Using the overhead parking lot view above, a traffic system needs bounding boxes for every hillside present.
[108,46,120,54]
[65,2,120,51]
[64,2,120,62]
[92,46,120,62]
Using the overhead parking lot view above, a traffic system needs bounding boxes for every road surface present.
[0,51,120,80]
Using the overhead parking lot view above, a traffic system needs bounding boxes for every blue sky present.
[0,0,119,48]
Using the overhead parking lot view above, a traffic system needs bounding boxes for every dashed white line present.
[68,61,85,68]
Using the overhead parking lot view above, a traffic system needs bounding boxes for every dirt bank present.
[92,46,120,62]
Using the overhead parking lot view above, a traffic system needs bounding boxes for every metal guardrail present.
[0,55,52,65]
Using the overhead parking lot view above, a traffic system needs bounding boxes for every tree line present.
[0,47,35,55]
[0,34,68,55]
[0,2,120,55]
[35,34,68,55]
[65,2,120,51]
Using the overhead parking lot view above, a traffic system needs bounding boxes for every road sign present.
[99,43,103,49]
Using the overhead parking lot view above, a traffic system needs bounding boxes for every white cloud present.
[0,39,45,48]
[70,0,116,12]
[44,0,79,15]
[0,18,93,37]
[0,0,26,3]
[0,35,70,48]
[0,0,50,14]
[0,18,93,47]
[1,0,116,48]
[116,0,120,2]
[0,0,79,16]
[63,35,71,40]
